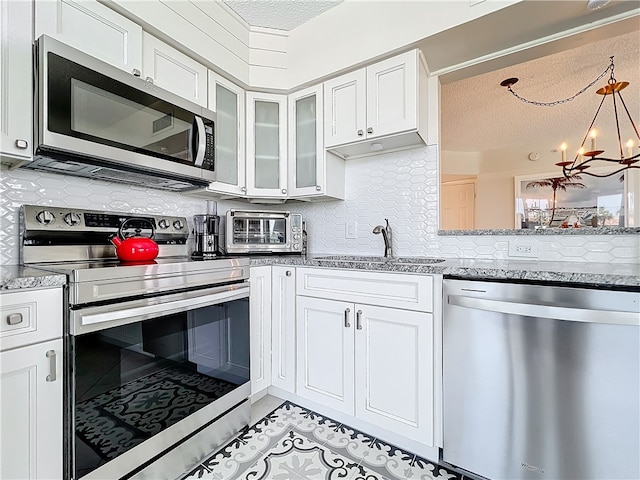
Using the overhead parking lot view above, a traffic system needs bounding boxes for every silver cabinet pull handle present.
[46,350,56,382]
[145,76,154,83]
[367,127,373,134]
[14,139,28,150]
[315,185,321,191]
[241,186,247,192]
[132,68,141,77]
[281,189,287,194]
[344,308,351,328]
[285,270,292,277]
[7,313,23,325]
[356,310,363,330]
[357,130,364,136]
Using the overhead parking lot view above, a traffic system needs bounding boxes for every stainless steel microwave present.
[226,210,303,254]
[27,35,216,191]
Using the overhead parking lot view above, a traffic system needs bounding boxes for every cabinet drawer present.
[0,288,63,351]
[296,268,433,312]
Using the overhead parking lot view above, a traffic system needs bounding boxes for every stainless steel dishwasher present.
[442,279,639,480]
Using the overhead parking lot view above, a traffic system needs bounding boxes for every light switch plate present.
[346,221,357,239]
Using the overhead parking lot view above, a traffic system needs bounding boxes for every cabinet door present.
[35,0,142,74]
[142,32,207,107]
[1,339,63,480]
[288,85,324,197]
[271,266,296,393]
[250,266,272,395]
[365,50,418,139]
[323,69,366,148]
[0,0,33,164]
[246,92,288,197]
[207,70,246,196]
[296,297,354,415]
[354,305,433,444]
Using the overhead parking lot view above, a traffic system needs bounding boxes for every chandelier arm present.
[612,91,624,159]
[616,92,640,141]
[572,94,607,167]
[562,152,640,177]
[563,164,639,178]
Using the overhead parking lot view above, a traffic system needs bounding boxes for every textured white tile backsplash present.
[1,145,638,265]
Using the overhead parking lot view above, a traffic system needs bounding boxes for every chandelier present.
[501,56,639,178]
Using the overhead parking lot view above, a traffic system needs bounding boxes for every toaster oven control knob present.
[293,233,301,240]
[35,210,55,225]
[293,243,300,250]
[173,220,185,230]
[158,219,170,229]
[63,213,82,226]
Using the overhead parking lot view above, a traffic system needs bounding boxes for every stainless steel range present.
[20,204,251,480]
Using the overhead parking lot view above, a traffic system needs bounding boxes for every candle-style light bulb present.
[590,129,597,151]
[627,139,635,158]
[561,142,567,162]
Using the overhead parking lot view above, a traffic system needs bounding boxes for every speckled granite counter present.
[0,265,66,291]
[250,255,640,288]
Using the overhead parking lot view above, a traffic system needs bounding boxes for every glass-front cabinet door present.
[207,70,246,196]
[288,85,324,197]
[246,92,287,198]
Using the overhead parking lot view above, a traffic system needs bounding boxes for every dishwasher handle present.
[448,295,639,327]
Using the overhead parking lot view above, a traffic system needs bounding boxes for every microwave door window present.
[70,79,192,161]
[47,52,195,164]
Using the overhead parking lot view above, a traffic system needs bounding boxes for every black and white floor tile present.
[180,401,464,480]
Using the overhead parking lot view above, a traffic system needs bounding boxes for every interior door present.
[441,181,476,230]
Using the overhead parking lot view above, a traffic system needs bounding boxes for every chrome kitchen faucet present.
[372,219,393,257]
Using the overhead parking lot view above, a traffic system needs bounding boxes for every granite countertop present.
[2,255,638,290]
[0,265,67,291]
[250,255,640,288]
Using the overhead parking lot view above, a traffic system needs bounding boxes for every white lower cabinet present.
[250,266,272,395]
[250,266,296,397]
[295,268,435,445]
[0,288,63,480]
[271,266,296,392]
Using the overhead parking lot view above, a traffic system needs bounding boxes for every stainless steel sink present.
[313,255,389,264]
[313,255,446,265]
[392,257,446,265]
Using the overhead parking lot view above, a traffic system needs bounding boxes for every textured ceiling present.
[223,0,343,31]
[441,28,640,153]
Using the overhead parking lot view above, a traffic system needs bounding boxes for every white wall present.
[1,156,637,265]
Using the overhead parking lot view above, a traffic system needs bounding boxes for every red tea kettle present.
[110,218,159,262]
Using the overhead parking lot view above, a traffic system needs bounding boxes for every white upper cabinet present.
[288,85,345,201]
[324,49,428,159]
[0,0,33,166]
[246,92,288,198]
[206,70,247,197]
[142,32,207,107]
[35,0,142,74]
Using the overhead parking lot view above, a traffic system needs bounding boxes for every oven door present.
[69,283,250,479]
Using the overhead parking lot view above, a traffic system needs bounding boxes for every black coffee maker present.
[192,201,222,257]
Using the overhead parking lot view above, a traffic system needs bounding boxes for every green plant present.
[525,175,586,226]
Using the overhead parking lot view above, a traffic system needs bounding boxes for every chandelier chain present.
[507,59,614,107]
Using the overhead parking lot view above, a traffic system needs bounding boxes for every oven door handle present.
[73,284,249,335]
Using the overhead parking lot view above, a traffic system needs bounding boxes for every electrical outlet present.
[346,221,357,239]
[508,240,538,258]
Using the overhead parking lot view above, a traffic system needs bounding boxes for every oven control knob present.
[173,220,184,230]
[293,243,300,250]
[35,210,55,225]
[63,212,82,226]
[293,234,301,240]
[158,219,170,229]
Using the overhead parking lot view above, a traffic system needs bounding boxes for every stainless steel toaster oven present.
[225,210,303,254]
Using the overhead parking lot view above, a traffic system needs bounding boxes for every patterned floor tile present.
[180,401,463,480]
